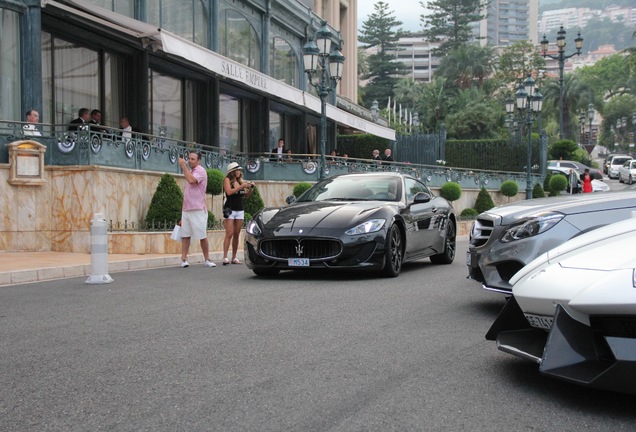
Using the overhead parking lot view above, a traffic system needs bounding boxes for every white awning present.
[157,31,395,140]
[44,0,396,140]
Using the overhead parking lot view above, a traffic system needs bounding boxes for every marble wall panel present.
[0,164,524,253]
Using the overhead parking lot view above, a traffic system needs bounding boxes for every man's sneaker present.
[181,260,189,268]
[204,260,216,268]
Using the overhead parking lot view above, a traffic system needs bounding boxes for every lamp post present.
[302,21,345,180]
[506,75,543,199]
[371,100,379,122]
[578,110,586,144]
[586,104,594,147]
[540,26,583,140]
[632,113,636,148]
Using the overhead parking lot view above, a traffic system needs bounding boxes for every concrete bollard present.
[85,212,114,284]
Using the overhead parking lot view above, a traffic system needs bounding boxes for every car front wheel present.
[382,223,403,277]
[430,221,456,265]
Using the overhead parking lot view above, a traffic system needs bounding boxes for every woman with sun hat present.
[222,162,254,265]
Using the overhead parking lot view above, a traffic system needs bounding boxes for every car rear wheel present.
[430,221,456,265]
[382,224,403,277]
[630,175,633,185]
[253,268,280,277]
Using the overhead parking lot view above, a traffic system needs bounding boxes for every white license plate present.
[466,251,471,266]
[288,258,310,267]
[524,313,553,330]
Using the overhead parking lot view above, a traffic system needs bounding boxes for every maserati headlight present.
[345,219,386,235]
[246,219,261,235]
[500,212,563,243]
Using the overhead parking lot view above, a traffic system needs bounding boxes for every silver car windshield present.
[298,176,402,202]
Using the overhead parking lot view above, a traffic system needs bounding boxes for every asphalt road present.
[2,240,636,431]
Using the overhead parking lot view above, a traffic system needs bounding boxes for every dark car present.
[547,160,603,179]
[245,172,456,277]
[466,190,636,294]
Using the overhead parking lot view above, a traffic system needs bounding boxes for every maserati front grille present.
[259,238,342,260]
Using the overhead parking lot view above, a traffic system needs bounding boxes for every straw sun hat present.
[226,162,243,174]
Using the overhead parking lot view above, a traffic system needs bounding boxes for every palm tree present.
[436,45,494,90]
[542,74,593,140]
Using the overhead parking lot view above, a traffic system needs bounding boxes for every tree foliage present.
[496,41,546,84]
[436,44,495,89]
[358,1,408,107]
[420,0,487,56]
[548,139,579,161]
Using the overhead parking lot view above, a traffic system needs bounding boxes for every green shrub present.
[243,212,253,227]
[293,182,313,198]
[439,182,462,202]
[500,180,519,200]
[532,183,545,198]
[206,168,225,196]
[207,211,216,229]
[460,208,478,219]
[244,186,265,217]
[543,173,553,195]
[549,174,568,194]
[145,173,183,229]
[474,187,495,214]
[548,140,578,161]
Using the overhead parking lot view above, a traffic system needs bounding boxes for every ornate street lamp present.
[588,104,595,147]
[371,100,379,122]
[541,26,583,140]
[632,112,636,147]
[302,21,345,180]
[578,110,586,144]
[507,75,543,199]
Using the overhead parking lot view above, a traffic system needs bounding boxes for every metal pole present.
[558,51,565,140]
[319,86,328,180]
[526,111,533,199]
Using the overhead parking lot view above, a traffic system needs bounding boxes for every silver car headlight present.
[345,219,386,235]
[500,212,564,243]
[246,219,261,235]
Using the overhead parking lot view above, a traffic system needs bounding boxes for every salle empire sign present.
[221,61,268,91]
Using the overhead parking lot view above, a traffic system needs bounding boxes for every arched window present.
[148,0,208,46]
[270,37,298,86]
[219,9,260,70]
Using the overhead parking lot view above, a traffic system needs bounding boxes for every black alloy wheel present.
[382,224,403,277]
[430,221,456,265]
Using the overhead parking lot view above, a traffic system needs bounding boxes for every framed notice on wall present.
[16,155,41,176]
[6,140,46,185]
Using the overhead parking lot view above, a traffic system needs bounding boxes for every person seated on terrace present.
[23,109,42,137]
[68,108,90,131]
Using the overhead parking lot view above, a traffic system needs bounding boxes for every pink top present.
[182,165,207,211]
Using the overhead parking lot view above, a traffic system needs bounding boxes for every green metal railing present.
[1,120,540,190]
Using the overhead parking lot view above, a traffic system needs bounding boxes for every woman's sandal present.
[223,258,230,266]
[232,258,242,265]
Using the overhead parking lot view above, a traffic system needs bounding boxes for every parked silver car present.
[607,155,632,179]
[547,160,603,179]
[466,190,636,294]
[618,159,636,184]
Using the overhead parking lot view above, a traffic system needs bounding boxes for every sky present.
[357,0,427,33]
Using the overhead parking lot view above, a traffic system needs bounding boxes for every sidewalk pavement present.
[0,250,228,287]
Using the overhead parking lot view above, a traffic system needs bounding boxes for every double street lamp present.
[302,21,345,180]
[540,26,583,140]
[587,103,594,146]
[505,75,543,199]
